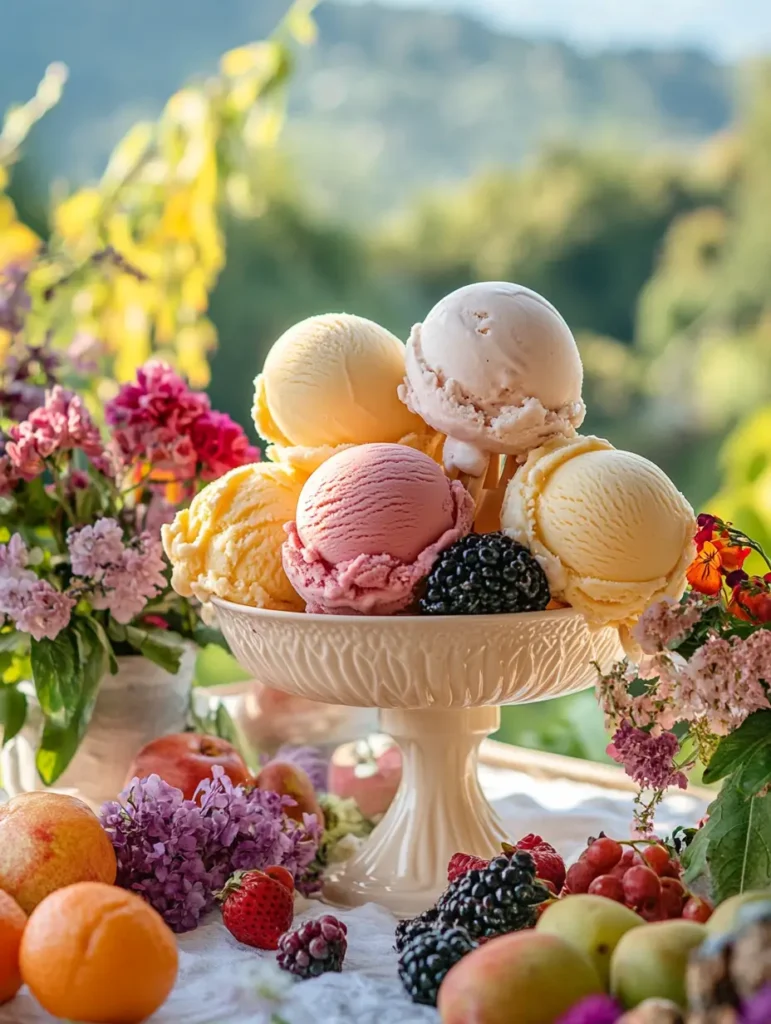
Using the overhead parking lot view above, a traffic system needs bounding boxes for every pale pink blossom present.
[8,579,74,641]
[92,532,167,623]
[0,534,33,580]
[677,634,771,736]
[7,386,111,479]
[632,593,712,655]
[68,519,127,579]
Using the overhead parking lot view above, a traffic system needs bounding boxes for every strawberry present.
[217,867,294,950]
[447,851,488,882]
[507,834,566,894]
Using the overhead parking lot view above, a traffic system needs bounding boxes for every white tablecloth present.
[3,765,708,1024]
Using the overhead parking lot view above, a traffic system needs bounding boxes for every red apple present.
[328,736,402,818]
[126,733,251,800]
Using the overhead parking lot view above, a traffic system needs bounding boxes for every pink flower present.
[68,519,126,579]
[191,410,260,481]
[7,386,111,479]
[92,532,167,623]
[8,579,74,641]
[607,722,688,792]
[141,495,177,537]
[632,593,711,655]
[678,634,771,736]
[0,534,33,580]
[106,361,209,477]
[0,454,19,496]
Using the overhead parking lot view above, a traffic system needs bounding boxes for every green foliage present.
[702,711,771,797]
[683,778,771,902]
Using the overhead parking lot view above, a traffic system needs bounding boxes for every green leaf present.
[685,776,771,903]
[703,710,771,785]
[35,620,108,785]
[30,632,79,722]
[0,686,27,745]
[682,821,711,887]
[193,625,230,651]
[87,617,118,674]
[108,622,183,674]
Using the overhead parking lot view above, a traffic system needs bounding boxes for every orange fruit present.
[0,792,117,913]
[0,890,27,1004]
[20,882,178,1023]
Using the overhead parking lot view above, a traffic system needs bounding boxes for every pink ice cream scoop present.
[398,282,586,476]
[282,443,474,615]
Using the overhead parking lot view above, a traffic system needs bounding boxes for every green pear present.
[611,920,707,1009]
[438,931,603,1024]
[706,890,771,936]
[536,894,645,986]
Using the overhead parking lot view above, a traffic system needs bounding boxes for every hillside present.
[1,0,735,216]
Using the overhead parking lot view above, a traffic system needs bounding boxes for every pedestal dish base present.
[324,706,506,918]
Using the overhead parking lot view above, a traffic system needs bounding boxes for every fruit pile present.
[565,835,713,925]
[396,835,561,1005]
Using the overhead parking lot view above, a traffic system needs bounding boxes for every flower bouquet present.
[0,260,259,788]
[597,513,771,902]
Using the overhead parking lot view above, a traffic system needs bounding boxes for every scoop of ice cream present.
[162,462,305,611]
[264,428,445,481]
[501,435,696,629]
[253,313,429,449]
[399,282,585,475]
[283,443,474,614]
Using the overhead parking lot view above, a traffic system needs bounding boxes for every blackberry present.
[419,533,550,616]
[437,851,550,940]
[277,915,348,979]
[394,907,439,953]
[398,926,476,1006]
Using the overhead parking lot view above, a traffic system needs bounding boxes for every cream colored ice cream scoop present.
[162,461,305,612]
[399,282,585,476]
[501,435,696,629]
[253,313,429,450]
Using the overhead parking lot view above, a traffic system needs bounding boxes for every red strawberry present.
[447,851,488,882]
[507,834,567,894]
[217,867,294,950]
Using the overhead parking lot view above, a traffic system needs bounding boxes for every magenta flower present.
[106,360,209,477]
[7,386,111,479]
[607,722,688,792]
[191,410,260,481]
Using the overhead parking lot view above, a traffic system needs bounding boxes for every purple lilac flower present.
[742,985,771,1024]
[100,767,321,933]
[555,995,622,1024]
[607,722,688,792]
[7,578,74,641]
[68,519,126,579]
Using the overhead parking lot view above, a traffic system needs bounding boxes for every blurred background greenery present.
[3,0,771,763]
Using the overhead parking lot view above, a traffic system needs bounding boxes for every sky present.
[345,0,771,59]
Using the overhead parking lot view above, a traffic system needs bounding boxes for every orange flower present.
[711,532,751,573]
[728,575,771,624]
[687,541,724,595]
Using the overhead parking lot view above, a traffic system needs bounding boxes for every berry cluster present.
[565,836,713,923]
[396,840,555,1005]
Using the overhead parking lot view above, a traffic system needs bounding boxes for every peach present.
[126,733,251,800]
[256,761,324,827]
[438,931,602,1024]
[328,737,402,818]
[0,792,117,914]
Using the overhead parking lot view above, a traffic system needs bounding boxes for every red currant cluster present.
[564,836,713,923]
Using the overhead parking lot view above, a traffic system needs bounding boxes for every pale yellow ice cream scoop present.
[253,314,435,473]
[501,435,696,629]
[162,462,305,612]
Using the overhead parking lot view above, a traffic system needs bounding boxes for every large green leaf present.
[703,710,771,786]
[109,622,183,674]
[30,632,79,722]
[35,620,108,786]
[0,686,27,745]
[684,776,771,903]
